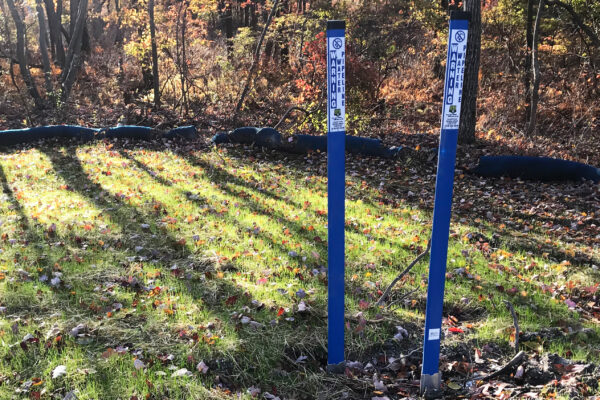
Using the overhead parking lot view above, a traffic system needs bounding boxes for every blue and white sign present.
[420,11,469,395]
[441,28,467,130]
[326,20,346,369]
[327,32,346,133]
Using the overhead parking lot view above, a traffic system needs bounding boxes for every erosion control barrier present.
[211,127,402,158]
[471,155,600,183]
[0,125,197,146]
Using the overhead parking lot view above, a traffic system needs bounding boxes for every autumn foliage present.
[0,0,598,159]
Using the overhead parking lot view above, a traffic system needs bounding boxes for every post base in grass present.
[420,372,442,398]
[326,361,346,374]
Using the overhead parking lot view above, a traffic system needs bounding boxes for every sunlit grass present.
[0,141,598,398]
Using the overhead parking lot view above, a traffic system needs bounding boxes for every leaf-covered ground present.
[0,137,599,399]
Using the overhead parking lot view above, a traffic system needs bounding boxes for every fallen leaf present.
[171,368,192,377]
[133,359,145,370]
[52,365,67,379]
[196,361,208,374]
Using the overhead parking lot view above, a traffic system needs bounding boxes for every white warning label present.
[441,29,468,130]
[327,36,346,133]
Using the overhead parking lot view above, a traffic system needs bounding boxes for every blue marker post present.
[326,20,346,370]
[421,11,470,395]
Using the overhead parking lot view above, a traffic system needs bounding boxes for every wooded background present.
[0,0,598,151]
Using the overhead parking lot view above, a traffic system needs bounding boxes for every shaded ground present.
[0,134,598,399]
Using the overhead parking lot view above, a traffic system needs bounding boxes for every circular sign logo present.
[455,30,466,42]
[332,38,343,49]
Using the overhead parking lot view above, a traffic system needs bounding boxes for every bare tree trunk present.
[148,0,160,106]
[43,0,65,66]
[524,0,534,121]
[36,0,53,94]
[527,0,544,135]
[90,0,105,39]
[458,0,481,144]
[0,0,13,53]
[70,0,90,53]
[218,1,233,58]
[182,8,188,113]
[61,0,88,101]
[250,1,257,27]
[243,2,249,26]
[6,0,45,108]
[234,0,279,116]
[176,1,188,114]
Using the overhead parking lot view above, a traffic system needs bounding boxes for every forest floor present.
[0,133,599,399]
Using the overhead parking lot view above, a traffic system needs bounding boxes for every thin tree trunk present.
[179,2,188,114]
[70,0,77,35]
[234,0,279,116]
[524,0,534,121]
[43,0,65,66]
[458,0,481,144]
[61,0,88,101]
[148,0,160,106]
[527,0,544,135]
[90,0,105,39]
[296,15,307,69]
[36,0,53,94]
[218,1,233,58]
[70,0,90,52]
[6,0,45,108]
[0,0,13,54]
[250,1,257,26]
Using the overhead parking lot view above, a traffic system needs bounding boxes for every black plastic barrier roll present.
[0,125,98,146]
[471,155,600,183]
[0,125,197,147]
[212,127,402,159]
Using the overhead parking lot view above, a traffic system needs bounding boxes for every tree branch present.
[480,351,526,381]
[546,0,600,47]
[0,55,44,69]
[376,240,431,306]
[5,0,45,108]
[274,106,311,129]
[234,0,280,117]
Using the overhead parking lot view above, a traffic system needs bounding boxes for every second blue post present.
[327,20,346,368]
[421,10,470,395]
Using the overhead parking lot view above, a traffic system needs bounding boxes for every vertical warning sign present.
[441,28,468,131]
[420,10,470,395]
[326,20,346,369]
[327,32,345,133]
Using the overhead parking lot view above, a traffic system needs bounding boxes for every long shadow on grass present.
[174,148,304,208]
[237,147,600,267]
[0,163,71,302]
[215,148,595,324]
[117,148,174,187]
[36,145,344,396]
[122,151,332,298]
[176,149,413,255]
[0,163,35,241]
[36,146,266,393]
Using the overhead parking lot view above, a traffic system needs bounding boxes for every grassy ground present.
[0,138,598,399]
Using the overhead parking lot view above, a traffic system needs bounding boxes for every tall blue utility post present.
[326,20,346,369]
[421,10,470,395]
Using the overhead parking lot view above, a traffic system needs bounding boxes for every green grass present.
[0,140,598,399]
